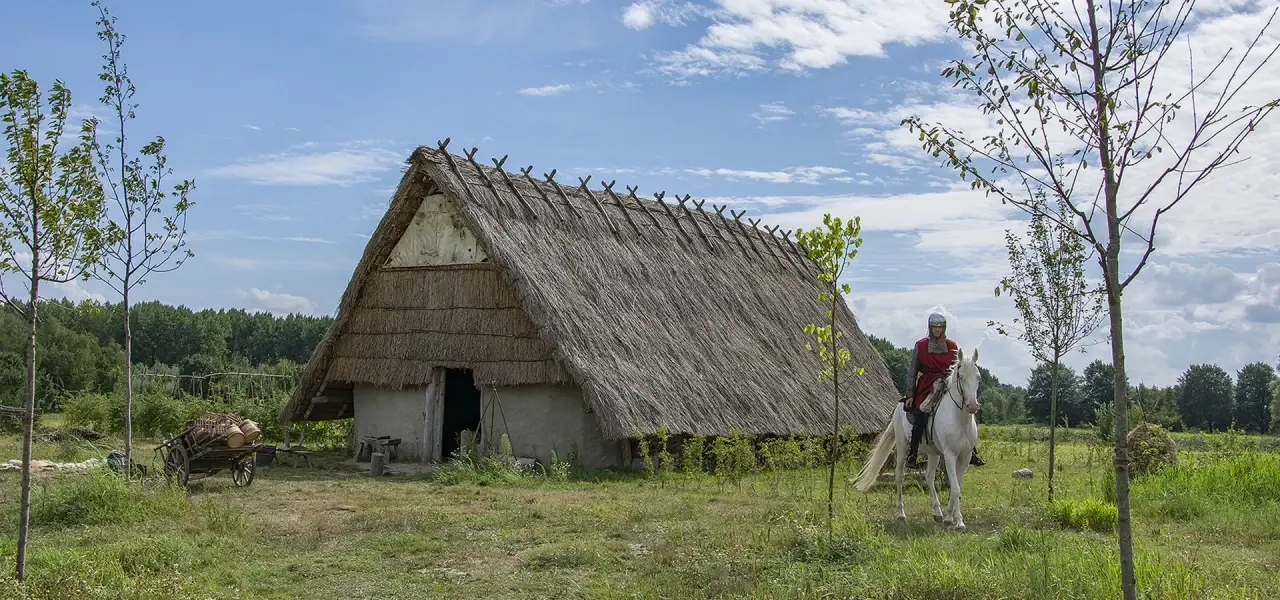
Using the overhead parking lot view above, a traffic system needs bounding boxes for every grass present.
[0,421,1276,599]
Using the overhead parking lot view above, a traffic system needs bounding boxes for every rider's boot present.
[970,446,985,466]
[905,412,926,469]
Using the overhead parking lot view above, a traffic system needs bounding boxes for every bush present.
[61,392,114,433]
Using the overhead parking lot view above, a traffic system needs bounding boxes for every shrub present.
[61,392,114,433]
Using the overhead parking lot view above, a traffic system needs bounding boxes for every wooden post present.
[464,147,516,216]
[370,452,386,476]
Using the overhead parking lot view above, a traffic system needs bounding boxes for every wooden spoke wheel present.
[231,456,255,488]
[164,443,190,487]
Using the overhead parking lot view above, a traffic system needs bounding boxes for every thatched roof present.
[278,141,900,438]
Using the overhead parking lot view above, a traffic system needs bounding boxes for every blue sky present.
[3,0,1278,388]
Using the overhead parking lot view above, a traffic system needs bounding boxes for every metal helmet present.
[928,312,947,325]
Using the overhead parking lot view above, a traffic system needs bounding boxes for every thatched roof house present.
[278,141,899,468]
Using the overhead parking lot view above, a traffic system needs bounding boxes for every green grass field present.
[0,422,1277,599]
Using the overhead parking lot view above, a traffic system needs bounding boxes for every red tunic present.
[909,337,957,412]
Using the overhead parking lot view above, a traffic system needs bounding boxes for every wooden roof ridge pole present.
[521,165,578,221]
[462,147,515,216]
[598,180,644,236]
[781,229,819,275]
[765,224,807,276]
[488,155,540,219]
[748,217,787,270]
[651,191,693,245]
[729,209,765,260]
[436,138,490,213]
[619,184,665,232]
[675,194,714,251]
[574,175,622,236]
[544,170,617,234]
[706,203,745,255]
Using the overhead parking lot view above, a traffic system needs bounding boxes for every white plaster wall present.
[386,193,489,267]
[352,383,429,462]
[481,385,622,470]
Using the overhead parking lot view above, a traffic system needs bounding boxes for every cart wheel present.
[164,444,190,487]
[231,457,255,488]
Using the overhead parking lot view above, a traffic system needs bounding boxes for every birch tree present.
[0,70,107,580]
[902,1,1279,596]
[990,194,1104,501]
[88,1,195,473]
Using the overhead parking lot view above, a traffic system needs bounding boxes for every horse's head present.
[954,348,981,415]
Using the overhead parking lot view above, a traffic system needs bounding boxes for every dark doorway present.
[441,368,482,459]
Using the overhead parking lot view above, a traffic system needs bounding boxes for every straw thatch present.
[279,143,900,438]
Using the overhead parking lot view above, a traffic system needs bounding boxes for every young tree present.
[991,196,1104,501]
[1269,379,1280,435]
[902,1,1279,595]
[795,213,865,539]
[0,70,107,580]
[88,1,195,473]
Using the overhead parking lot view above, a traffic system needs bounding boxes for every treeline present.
[5,296,1277,436]
[869,335,1280,435]
[0,298,331,411]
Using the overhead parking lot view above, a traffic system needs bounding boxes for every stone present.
[1012,468,1034,479]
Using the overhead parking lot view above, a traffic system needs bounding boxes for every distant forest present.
[2,298,1276,435]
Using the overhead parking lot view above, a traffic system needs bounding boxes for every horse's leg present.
[950,451,971,532]
[894,424,908,522]
[942,449,960,527]
[926,452,942,522]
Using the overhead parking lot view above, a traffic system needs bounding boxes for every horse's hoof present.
[932,514,944,522]
[896,514,907,522]
[955,524,967,533]
[943,518,953,526]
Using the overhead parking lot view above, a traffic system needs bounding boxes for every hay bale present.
[1126,422,1177,475]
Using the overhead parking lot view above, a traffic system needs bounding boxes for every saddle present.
[913,377,952,448]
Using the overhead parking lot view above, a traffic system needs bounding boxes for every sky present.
[1,0,1277,389]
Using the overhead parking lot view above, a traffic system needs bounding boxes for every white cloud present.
[750,102,795,125]
[622,0,707,30]
[729,182,1277,386]
[208,256,349,271]
[207,142,403,186]
[233,204,293,222]
[243,124,261,131]
[632,0,953,80]
[687,164,846,184]
[518,83,576,96]
[237,288,319,316]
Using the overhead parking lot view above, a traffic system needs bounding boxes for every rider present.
[902,312,985,469]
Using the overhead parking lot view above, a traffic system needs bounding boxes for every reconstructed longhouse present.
[278,140,901,469]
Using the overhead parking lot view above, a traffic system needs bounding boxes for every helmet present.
[928,312,947,325]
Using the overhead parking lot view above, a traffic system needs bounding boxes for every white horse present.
[853,348,981,531]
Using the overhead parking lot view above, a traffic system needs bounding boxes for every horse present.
[852,348,981,531]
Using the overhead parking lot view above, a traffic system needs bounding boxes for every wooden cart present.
[156,422,260,488]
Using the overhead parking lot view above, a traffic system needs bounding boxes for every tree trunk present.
[1085,0,1136,594]
[122,283,132,478]
[1048,355,1060,503]
[15,251,39,581]
[1105,261,1136,599]
[825,282,841,539]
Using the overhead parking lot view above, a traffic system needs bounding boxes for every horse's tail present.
[853,416,897,492]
